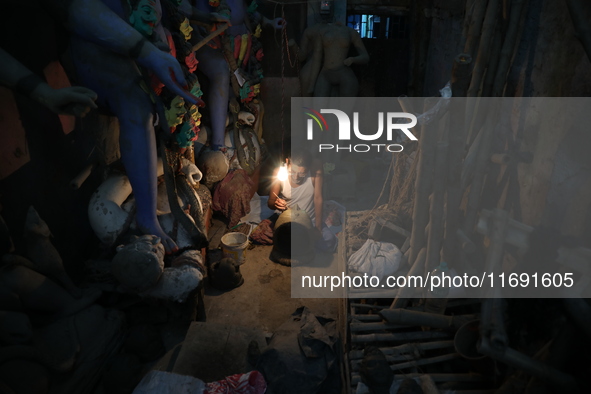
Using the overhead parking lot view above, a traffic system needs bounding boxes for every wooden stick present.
[443,55,472,265]
[467,0,501,97]
[390,248,427,309]
[389,353,461,371]
[348,340,455,360]
[492,0,528,96]
[350,314,382,322]
[462,101,502,235]
[565,0,591,64]
[350,322,409,332]
[351,373,489,386]
[192,23,230,52]
[351,330,450,344]
[375,217,411,238]
[408,100,438,266]
[380,309,477,329]
[491,153,511,164]
[456,229,477,254]
[425,142,449,274]
[463,0,490,57]
[481,12,504,97]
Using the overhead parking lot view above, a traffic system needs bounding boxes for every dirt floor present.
[151,154,391,381]
[203,244,339,333]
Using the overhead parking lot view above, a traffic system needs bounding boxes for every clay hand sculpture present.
[0,48,98,117]
[180,157,202,186]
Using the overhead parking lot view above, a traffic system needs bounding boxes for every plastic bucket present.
[220,232,249,265]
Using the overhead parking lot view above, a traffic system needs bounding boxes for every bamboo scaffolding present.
[350,314,382,322]
[462,101,502,235]
[389,353,461,371]
[408,101,439,266]
[565,0,591,64]
[350,353,461,373]
[463,0,490,57]
[348,340,455,360]
[443,54,472,264]
[351,373,489,386]
[390,248,427,309]
[492,0,528,96]
[350,322,409,333]
[468,0,501,97]
[380,309,477,330]
[351,330,450,344]
[481,4,506,97]
[425,142,449,274]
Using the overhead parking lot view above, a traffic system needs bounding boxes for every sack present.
[347,239,401,280]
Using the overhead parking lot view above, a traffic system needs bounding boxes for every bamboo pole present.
[490,153,511,164]
[463,0,490,57]
[565,0,591,64]
[348,341,455,360]
[462,101,502,235]
[351,353,460,372]
[380,309,477,330]
[350,314,382,322]
[481,13,505,97]
[350,322,408,332]
[462,0,477,44]
[425,142,449,274]
[389,353,460,371]
[348,289,400,299]
[408,100,438,266]
[351,373,489,386]
[407,0,433,96]
[443,55,472,265]
[467,0,501,97]
[492,0,528,96]
[351,330,450,344]
[390,248,427,309]
[456,229,477,254]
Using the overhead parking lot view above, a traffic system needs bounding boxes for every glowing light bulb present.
[277,164,288,181]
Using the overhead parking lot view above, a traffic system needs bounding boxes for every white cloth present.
[348,239,402,280]
[280,172,316,224]
[238,193,275,225]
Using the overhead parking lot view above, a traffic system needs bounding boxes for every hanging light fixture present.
[277,163,288,181]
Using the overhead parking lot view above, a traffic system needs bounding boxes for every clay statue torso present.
[320,24,354,70]
[194,0,249,35]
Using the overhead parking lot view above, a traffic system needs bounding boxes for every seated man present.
[267,149,336,252]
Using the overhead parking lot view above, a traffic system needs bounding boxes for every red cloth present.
[212,169,254,228]
[205,370,266,394]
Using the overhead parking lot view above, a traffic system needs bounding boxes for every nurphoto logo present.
[304,108,418,153]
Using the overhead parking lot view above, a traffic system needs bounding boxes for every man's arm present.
[312,160,323,231]
[268,168,287,211]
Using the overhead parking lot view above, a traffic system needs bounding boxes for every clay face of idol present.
[289,163,307,185]
[189,105,202,125]
[180,18,193,40]
[130,0,158,38]
[165,96,186,128]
